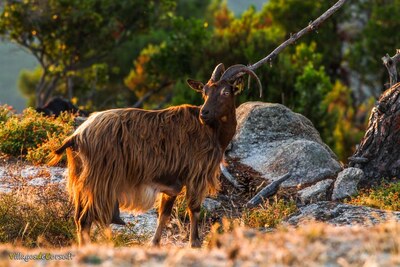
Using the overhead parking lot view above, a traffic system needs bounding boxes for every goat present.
[36,97,89,117]
[49,63,262,247]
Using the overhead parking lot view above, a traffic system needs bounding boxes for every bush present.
[0,104,14,123]
[0,108,74,162]
[346,180,400,211]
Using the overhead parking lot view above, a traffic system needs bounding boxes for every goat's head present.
[187,63,262,127]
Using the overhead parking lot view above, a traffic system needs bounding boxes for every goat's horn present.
[220,64,263,98]
[210,63,226,82]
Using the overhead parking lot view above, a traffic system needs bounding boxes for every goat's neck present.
[216,112,237,151]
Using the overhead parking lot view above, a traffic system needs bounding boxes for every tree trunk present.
[349,82,400,180]
[35,74,60,107]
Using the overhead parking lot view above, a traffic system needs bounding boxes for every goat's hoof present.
[150,239,161,247]
[190,240,202,248]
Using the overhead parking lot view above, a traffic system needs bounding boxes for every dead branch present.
[248,0,349,71]
[382,49,400,87]
[246,172,292,207]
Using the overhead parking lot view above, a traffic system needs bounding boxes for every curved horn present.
[210,63,226,82]
[220,64,263,98]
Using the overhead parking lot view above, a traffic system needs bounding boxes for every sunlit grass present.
[346,180,400,211]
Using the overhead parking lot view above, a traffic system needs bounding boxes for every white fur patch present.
[119,185,159,214]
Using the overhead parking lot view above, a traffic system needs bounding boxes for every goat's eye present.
[221,88,230,96]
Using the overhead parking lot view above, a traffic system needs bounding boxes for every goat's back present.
[72,105,223,196]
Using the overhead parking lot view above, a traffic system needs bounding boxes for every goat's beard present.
[200,117,218,128]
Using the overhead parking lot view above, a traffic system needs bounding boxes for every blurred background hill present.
[0,42,36,110]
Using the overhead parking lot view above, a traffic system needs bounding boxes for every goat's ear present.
[232,78,245,95]
[187,79,204,92]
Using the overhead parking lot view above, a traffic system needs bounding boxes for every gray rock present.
[228,102,342,187]
[298,179,334,204]
[112,210,158,235]
[202,198,222,212]
[287,201,400,226]
[332,167,364,201]
[49,167,66,183]
[0,167,6,179]
[21,166,41,178]
[28,178,47,186]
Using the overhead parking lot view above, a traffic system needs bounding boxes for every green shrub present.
[0,104,14,123]
[346,181,400,211]
[0,108,74,161]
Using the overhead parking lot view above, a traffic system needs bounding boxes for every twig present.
[248,0,349,71]
[382,49,400,87]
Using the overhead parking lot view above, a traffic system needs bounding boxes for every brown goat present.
[49,63,262,247]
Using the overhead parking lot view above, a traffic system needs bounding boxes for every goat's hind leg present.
[151,194,176,246]
[74,197,93,246]
[111,200,126,225]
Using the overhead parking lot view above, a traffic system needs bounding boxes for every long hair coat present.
[51,105,222,226]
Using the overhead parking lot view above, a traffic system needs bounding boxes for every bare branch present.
[382,49,400,87]
[248,0,349,71]
[246,172,292,207]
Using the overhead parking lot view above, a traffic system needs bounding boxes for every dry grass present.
[0,163,155,248]
[2,221,400,266]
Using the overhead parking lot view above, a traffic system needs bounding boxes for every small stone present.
[21,167,40,178]
[332,167,364,201]
[28,178,47,186]
[202,198,221,212]
[49,167,66,183]
[298,179,334,204]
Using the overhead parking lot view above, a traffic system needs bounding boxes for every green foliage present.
[347,180,400,211]
[0,105,14,123]
[349,0,400,88]
[0,108,74,159]
[241,198,297,228]
[0,0,172,107]
[2,0,400,163]
[18,67,43,108]
[294,63,332,133]
[322,81,372,161]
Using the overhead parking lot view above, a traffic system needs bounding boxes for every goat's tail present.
[47,136,74,166]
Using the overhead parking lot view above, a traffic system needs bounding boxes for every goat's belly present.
[119,185,159,213]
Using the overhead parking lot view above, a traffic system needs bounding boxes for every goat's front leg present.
[151,194,176,246]
[188,203,202,248]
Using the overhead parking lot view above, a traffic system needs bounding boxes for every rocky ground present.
[2,102,400,265]
[1,160,400,266]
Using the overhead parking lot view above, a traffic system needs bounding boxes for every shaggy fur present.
[48,63,255,247]
[50,105,222,227]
